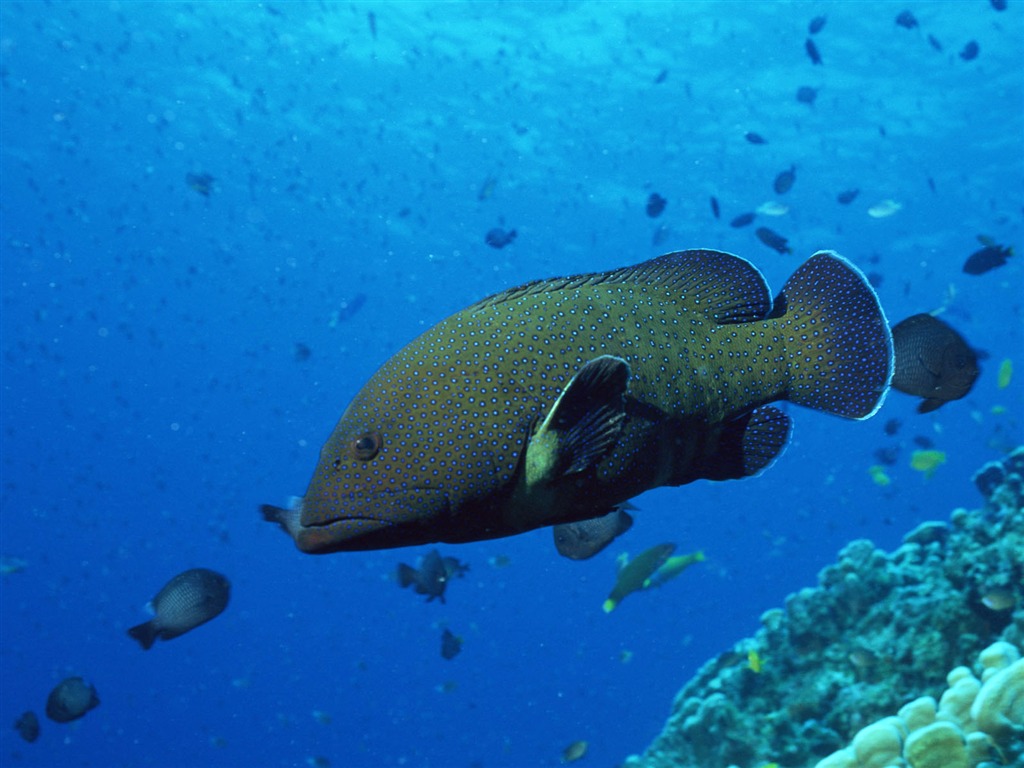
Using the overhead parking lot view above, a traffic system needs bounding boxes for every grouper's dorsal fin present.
[525,355,630,487]
[466,249,772,324]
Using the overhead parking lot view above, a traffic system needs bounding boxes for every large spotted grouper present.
[263,249,893,553]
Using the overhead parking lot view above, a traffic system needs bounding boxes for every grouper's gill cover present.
[262,249,893,553]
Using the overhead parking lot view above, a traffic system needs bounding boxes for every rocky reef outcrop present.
[623,447,1024,768]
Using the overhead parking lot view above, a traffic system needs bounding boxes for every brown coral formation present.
[814,642,1022,767]
[623,447,1024,768]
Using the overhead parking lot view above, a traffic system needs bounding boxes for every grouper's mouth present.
[261,488,451,554]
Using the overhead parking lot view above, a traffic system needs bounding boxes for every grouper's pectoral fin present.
[525,355,631,487]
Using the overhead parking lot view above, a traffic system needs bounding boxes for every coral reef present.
[814,641,1022,767]
[623,447,1024,768]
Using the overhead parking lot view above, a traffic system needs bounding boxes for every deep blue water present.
[1,2,1021,767]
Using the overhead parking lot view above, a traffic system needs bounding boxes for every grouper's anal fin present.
[525,355,631,487]
[697,404,792,481]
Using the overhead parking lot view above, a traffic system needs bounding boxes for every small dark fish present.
[331,293,367,325]
[963,244,1013,275]
[45,677,99,723]
[185,172,215,197]
[603,543,675,612]
[773,166,796,195]
[14,711,39,742]
[440,628,462,660]
[959,40,979,61]
[927,177,937,193]
[445,556,470,577]
[396,549,468,603]
[874,446,899,466]
[730,212,756,228]
[895,10,918,29]
[837,188,860,205]
[1,555,26,575]
[883,418,901,436]
[805,38,823,65]
[294,342,312,362]
[913,435,935,449]
[477,175,498,201]
[808,16,827,35]
[128,568,230,650]
[645,192,667,218]
[891,313,980,413]
[654,68,668,84]
[562,740,589,763]
[928,34,943,51]
[367,11,377,40]
[709,196,720,219]
[991,0,1007,10]
[796,86,818,105]
[485,227,517,249]
[755,227,792,254]
[554,505,634,560]
[866,272,883,289]
[744,131,767,145]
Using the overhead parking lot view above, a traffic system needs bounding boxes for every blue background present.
[1,2,1021,766]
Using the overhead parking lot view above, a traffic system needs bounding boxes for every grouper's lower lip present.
[302,514,395,530]
[294,489,452,553]
[294,517,393,553]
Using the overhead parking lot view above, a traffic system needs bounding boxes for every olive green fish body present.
[603,543,676,613]
[264,249,892,552]
[645,550,706,589]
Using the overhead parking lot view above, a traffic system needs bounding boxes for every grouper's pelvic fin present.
[525,355,630,487]
[773,251,893,420]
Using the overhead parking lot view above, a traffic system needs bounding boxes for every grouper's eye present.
[352,431,382,461]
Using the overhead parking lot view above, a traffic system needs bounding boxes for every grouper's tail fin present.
[775,251,893,419]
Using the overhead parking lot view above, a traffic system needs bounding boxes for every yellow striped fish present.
[263,249,892,553]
